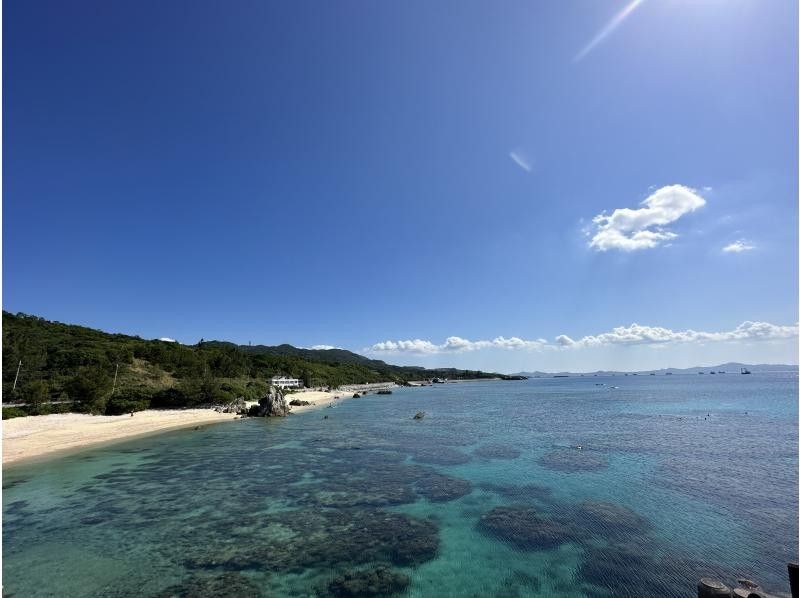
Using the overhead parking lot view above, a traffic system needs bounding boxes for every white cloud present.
[366,321,797,354]
[589,184,706,251]
[509,150,533,173]
[555,334,575,346]
[561,321,798,348]
[158,337,177,343]
[722,239,755,253]
[310,344,339,350]
[367,336,546,355]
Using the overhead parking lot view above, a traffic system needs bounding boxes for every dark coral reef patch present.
[477,506,572,551]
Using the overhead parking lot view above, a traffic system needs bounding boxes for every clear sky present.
[4,0,798,372]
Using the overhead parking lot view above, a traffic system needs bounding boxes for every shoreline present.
[1,386,379,466]
[2,409,241,467]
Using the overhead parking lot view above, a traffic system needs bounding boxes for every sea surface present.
[3,374,798,597]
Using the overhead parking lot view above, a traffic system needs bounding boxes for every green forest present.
[2,312,507,418]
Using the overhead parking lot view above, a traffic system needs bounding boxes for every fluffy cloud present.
[559,321,798,348]
[722,240,755,253]
[158,337,177,343]
[367,336,546,355]
[589,184,706,251]
[366,321,797,354]
[310,344,339,350]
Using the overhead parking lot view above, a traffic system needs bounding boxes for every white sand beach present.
[2,409,239,465]
[2,388,370,465]
[284,389,354,413]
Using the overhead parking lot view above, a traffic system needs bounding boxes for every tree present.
[20,380,49,407]
[66,367,112,414]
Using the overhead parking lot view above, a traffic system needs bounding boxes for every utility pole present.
[12,360,22,391]
[111,363,120,395]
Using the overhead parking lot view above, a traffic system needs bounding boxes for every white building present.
[271,376,303,388]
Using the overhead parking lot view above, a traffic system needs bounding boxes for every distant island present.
[514,363,798,378]
[2,312,517,419]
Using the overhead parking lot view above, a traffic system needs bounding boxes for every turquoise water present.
[3,374,798,597]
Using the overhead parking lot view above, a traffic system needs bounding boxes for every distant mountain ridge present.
[514,362,799,377]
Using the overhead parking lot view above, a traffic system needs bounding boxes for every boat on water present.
[741,367,752,375]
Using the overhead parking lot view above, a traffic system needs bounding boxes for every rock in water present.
[257,386,290,417]
[326,566,410,597]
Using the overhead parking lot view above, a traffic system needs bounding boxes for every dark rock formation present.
[477,506,571,551]
[182,509,439,572]
[255,387,290,417]
[326,566,410,597]
[579,543,685,596]
[573,501,651,538]
[413,411,425,420]
[352,393,361,398]
[376,390,392,395]
[223,397,248,415]
[156,572,261,597]
[415,472,472,502]
[289,399,311,406]
[474,444,521,460]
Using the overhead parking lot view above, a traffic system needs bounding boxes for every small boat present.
[741,367,751,375]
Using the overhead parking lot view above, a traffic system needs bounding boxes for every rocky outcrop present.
[289,399,311,406]
[253,386,290,417]
[213,397,247,415]
[226,397,248,414]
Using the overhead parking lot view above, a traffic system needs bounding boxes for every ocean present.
[3,373,798,597]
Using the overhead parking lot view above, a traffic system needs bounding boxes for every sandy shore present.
[284,389,355,413]
[2,409,239,466]
[2,387,379,466]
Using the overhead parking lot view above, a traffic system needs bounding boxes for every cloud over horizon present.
[588,184,706,251]
[366,321,798,355]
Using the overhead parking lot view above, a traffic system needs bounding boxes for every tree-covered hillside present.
[2,312,505,417]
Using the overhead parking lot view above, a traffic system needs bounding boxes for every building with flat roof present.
[271,376,302,388]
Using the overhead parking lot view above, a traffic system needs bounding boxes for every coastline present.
[2,409,241,466]
[1,386,381,466]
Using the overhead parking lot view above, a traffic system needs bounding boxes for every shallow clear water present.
[3,374,798,597]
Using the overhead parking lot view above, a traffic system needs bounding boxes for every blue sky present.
[4,0,798,372]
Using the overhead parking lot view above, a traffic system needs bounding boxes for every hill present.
[2,312,506,417]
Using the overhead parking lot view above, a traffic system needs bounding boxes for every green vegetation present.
[3,312,506,417]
